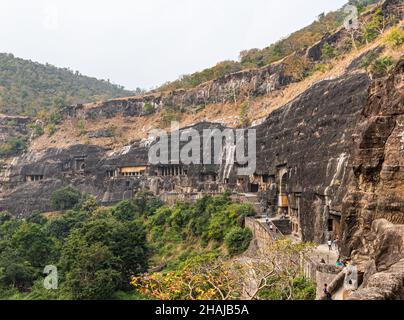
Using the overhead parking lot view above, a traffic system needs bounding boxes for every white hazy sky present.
[0,0,347,90]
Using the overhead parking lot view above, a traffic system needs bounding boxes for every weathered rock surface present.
[347,219,404,300]
[341,59,404,259]
[0,114,31,143]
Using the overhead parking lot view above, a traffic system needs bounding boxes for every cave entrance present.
[249,183,259,193]
[328,219,334,232]
[328,214,341,239]
[120,166,147,177]
[74,157,85,171]
[26,175,44,182]
[278,172,289,215]
[159,165,185,177]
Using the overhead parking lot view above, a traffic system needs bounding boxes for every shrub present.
[106,125,117,137]
[111,200,137,221]
[259,276,316,300]
[49,110,63,125]
[224,226,252,256]
[321,43,336,60]
[50,186,82,210]
[359,50,381,70]
[143,102,155,115]
[370,56,395,77]
[361,8,385,44]
[237,204,256,217]
[28,123,44,138]
[0,136,27,157]
[283,55,311,80]
[161,107,182,127]
[383,27,404,48]
[76,119,86,136]
[47,124,57,136]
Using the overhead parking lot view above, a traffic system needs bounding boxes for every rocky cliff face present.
[253,72,371,242]
[0,71,372,246]
[347,219,404,300]
[0,115,31,143]
[341,60,404,260]
[61,61,289,122]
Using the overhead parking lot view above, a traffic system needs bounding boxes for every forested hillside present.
[0,53,134,116]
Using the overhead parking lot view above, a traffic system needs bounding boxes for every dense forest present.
[0,189,314,300]
[157,0,381,92]
[0,53,134,116]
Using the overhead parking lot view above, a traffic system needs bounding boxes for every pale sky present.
[0,0,347,90]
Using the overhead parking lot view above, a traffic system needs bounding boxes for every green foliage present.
[0,194,153,300]
[60,216,150,298]
[161,105,183,127]
[50,186,82,211]
[143,102,155,115]
[0,217,58,292]
[28,122,44,138]
[49,110,62,125]
[146,193,254,266]
[132,190,163,216]
[106,125,117,137]
[0,136,27,157]
[0,192,258,300]
[111,200,137,221]
[11,222,57,267]
[259,276,316,300]
[321,43,336,60]
[361,8,385,43]
[46,124,57,136]
[75,119,87,136]
[159,61,242,92]
[0,53,133,116]
[358,50,381,71]
[383,27,404,48]
[46,210,88,241]
[370,56,395,77]
[62,242,121,300]
[225,227,252,256]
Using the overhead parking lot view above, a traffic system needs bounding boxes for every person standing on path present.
[327,239,332,251]
[334,237,340,252]
[323,284,332,300]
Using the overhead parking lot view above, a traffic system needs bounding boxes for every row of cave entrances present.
[25,157,87,182]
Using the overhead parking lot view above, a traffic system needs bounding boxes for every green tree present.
[225,227,252,256]
[321,43,336,60]
[383,26,404,48]
[132,190,163,216]
[0,136,27,157]
[11,222,57,267]
[50,186,82,211]
[111,200,137,221]
[362,8,386,44]
[62,242,121,300]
